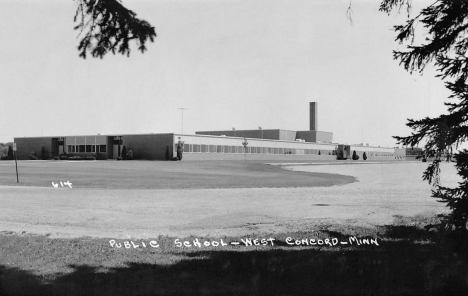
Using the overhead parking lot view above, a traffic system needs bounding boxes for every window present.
[79,145,85,153]
[99,145,107,153]
[193,144,200,153]
[201,144,207,153]
[86,145,93,153]
[184,144,191,153]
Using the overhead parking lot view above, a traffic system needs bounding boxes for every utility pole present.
[178,108,187,134]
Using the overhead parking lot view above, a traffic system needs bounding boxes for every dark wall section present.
[122,134,173,160]
[296,131,333,143]
[196,130,297,141]
[14,137,53,160]
[197,130,278,139]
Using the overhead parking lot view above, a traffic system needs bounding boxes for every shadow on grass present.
[1,227,468,296]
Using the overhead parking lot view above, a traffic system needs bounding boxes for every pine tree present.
[352,150,357,160]
[121,145,127,160]
[165,145,171,160]
[7,146,13,160]
[381,0,468,232]
[363,152,367,160]
[40,146,48,160]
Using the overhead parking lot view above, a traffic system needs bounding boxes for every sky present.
[0,0,451,147]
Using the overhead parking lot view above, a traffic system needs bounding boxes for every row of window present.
[351,151,394,157]
[176,144,336,155]
[67,145,107,153]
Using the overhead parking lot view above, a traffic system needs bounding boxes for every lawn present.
[0,160,355,189]
[1,223,468,295]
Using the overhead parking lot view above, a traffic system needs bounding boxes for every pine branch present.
[74,0,156,59]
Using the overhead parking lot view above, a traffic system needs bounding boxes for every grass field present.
[1,160,468,295]
[0,160,355,189]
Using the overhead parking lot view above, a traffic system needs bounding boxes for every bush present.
[363,152,367,160]
[121,145,127,160]
[40,146,49,160]
[0,155,8,160]
[29,152,38,160]
[336,151,344,160]
[7,146,13,160]
[117,157,122,161]
[352,150,358,160]
[96,153,108,160]
[318,150,321,155]
[165,145,171,160]
[69,156,95,161]
[127,150,134,160]
[60,155,68,160]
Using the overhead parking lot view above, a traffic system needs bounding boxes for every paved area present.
[0,162,458,239]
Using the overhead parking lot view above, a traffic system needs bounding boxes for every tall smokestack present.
[310,102,317,131]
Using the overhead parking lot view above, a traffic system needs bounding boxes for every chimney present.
[310,102,318,130]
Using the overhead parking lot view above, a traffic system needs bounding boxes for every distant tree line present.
[0,142,14,160]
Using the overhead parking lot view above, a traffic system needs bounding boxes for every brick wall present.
[122,134,173,160]
[14,137,52,160]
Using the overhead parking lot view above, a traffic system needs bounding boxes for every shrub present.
[40,146,49,160]
[121,145,127,160]
[363,152,367,160]
[1,155,8,160]
[60,155,68,160]
[336,151,344,160]
[352,150,358,160]
[69,156,95,161]
[127,150,134,160]
[177,144,183,160]
[7,146,13,160]
[165,145,171,160]
[96,153,108,160]
[29,152,38,160]
[117,157,122,161]
[318,150,321,155]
